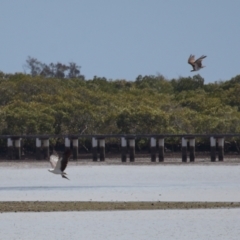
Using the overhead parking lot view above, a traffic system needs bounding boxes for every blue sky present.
[1,0,240,83]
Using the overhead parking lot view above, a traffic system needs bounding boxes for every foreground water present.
[0,162,240,239]
[1,209,240,240]
[0,163,239,201]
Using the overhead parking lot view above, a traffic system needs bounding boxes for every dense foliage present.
[0,59,240,137]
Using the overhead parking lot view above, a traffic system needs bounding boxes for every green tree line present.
[0,58,240,138]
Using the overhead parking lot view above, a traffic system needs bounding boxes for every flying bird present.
[188,54,207,72]
[48,149,71,180]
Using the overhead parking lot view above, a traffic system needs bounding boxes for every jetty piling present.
[36,138,41,160]
[99,138,105,161]
[189,138,195,162]
[181,137,187,162]
[150,137,157,162]
[121,137,127,162]
[210,137,216,162]
[218,138,224,161]
[158,138,164,162]
[42,138,49,159]
[92,137,98,161]
[7,138,13,160]
[128,138,135,162]
[72,138,78,160]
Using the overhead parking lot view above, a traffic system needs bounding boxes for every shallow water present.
[1,163,240,240]
[1,209,240,240]
[0,164,239,201]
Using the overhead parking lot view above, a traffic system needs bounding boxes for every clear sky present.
[1,0,240,83]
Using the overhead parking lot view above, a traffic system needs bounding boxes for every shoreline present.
[1,201,240,212]
[0,158,240,167]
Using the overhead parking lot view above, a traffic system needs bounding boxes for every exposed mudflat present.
[1,201,240,212]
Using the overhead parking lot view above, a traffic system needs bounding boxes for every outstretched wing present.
[195,55,207,67]
[188,54,195,66]
[60,149,71,172]
[49,155,59,169]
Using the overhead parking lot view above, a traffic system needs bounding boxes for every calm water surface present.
[0,164,239,201]
[1,209,240,240]
[1,163,240,239]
